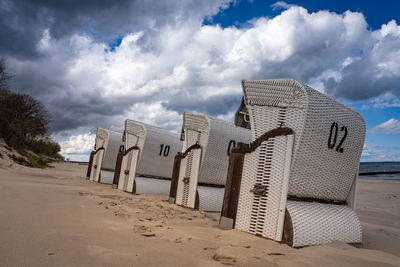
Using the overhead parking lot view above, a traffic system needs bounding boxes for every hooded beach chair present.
[169,112,252,211]
[220,79,365,247]
[87,128,124,184]
[113,119,183,194]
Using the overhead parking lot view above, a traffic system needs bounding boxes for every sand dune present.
[0,162,399,266]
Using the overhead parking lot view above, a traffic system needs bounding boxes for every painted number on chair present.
[159,144,170,157]
[328,122,347,153]
[227,140,236,156]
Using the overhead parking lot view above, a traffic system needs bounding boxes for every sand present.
[0,162,399,266]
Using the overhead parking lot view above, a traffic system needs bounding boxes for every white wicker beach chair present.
[169,112,252,211]
[220,79,365,248]
[87,128,124,184]
[113,119,183,194]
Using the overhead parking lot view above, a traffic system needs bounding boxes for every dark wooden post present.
[219,127,294,230]
[168,153,183,204]
[86,151,95,180]
[194,190,200,210]
[220,148,246,229]
[281,209,294,246]
[112,151,124,188]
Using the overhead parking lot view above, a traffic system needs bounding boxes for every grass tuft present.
[9,154,33,167]
[23,153,52,168]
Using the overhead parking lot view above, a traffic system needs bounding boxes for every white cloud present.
[122,102,183,133]
[372,93,400,109]
[354,93,400,110]
[362,144,400,161]
[323,19,400,100]
[271,1,295,11]
[369,118,400,134]
[5,4,400,161]
[59,133,95,160]
[63,154,92,162]
[373,99,400,109]
[16,5,371,107]
[360,104,370,110]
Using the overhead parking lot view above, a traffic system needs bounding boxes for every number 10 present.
[159,144,170,157]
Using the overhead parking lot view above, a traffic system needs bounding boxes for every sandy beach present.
[0,162,399,266]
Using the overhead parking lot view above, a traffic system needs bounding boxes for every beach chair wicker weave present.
[88,128,124,184]
[220,79,365,247]
[170,112,252,211]
[114,119,183,194]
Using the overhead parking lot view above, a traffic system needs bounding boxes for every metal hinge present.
[250,184,268,196]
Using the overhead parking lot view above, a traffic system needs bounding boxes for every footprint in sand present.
[213,253,237,265]
[174,237,183,243]
[213,247,248,265]
[78,191,93,196]
[132,225,151,234]
[141,232,156,237]
[267,252,284,256]
[113,209,131,219]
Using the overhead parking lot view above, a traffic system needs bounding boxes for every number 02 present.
[328,122,347,153]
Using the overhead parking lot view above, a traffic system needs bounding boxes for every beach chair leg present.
[219,216,234,230]
[168,197,175,204]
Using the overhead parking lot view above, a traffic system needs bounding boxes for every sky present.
[1,0,399,162]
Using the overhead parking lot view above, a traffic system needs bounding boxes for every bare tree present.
[0,58,11,91]
[0,59,50,149]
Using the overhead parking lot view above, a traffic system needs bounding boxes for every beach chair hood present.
[222,79,365,247]
[115,119,183,194]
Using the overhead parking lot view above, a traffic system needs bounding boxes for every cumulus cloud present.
[323,20,400,100]
[59,133,95,160]
[369,118,400,134]
[2,3,400,162]
[271,1,295,11]
[371,93,400,109]
[356,93,400,110]
[361,144,400,161]
[0,0,233,58]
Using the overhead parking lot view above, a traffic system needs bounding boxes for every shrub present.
[0,58,63,165]
[26,138,64,160]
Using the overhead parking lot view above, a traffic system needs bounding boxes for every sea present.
[359,162,400,180]
[68,161,400,180]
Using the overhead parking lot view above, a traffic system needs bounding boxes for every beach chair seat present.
[114,119,182,194]
[220,79,365,247]
[87,128,124,184]
[169,112,252,211]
